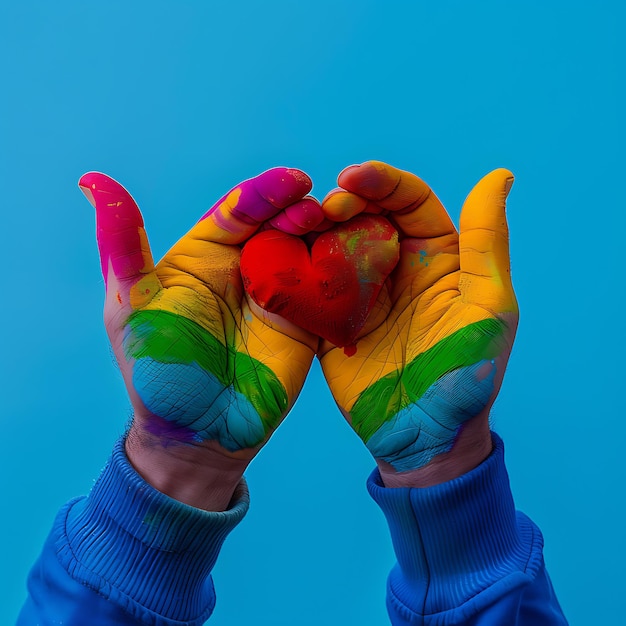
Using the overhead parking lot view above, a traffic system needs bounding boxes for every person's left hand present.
[79,168,322,509]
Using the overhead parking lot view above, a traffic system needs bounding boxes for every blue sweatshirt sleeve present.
[367,433,568,625]
[17,439,249,626]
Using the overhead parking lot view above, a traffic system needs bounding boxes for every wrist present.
[377,413,492,488]
[125,424,250,511]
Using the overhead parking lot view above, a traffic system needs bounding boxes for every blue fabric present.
[367,434,568,625]
[18,433,567,625]
[17,439,249,625]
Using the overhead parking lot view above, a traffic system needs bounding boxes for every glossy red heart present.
[240,215,400,348]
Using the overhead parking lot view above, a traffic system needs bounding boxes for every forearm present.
[18,438,248,626]
[369,433,568,625]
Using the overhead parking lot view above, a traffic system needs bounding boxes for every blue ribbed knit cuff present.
[367,433,545,619]
[55,438,249,625]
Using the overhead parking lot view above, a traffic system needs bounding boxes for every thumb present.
[79,172,155,286]
[459,169,517,315]
[79,173,161,332]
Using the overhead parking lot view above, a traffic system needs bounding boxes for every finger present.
[79,172,155,288]
[323,161,456,238]
[459,169,517,314]
[321,188,371,221]
[267,196,325,235]
[196,167,313,244]
[153,172,318,311]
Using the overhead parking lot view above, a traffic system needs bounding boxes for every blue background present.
[1,1,623,624]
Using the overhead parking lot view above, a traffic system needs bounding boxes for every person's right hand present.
[318,162,518,487]
[79,168,322,509]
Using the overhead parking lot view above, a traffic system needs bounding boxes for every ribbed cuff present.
[367,433,544,619]
[55,438,249,625]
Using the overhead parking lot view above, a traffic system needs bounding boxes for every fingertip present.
[78,171,104,207]
[481,168,515,199]
[284,167,313,192]
[336,163,361,183]
[337,161,401,200]
[286,196,324,229]
[464,169,516,218]
[194,168,315,244]
[492,167,514,187]
[322,190,369,222]
[78,171,123,193]
[78,171,138,214]
[254,167,313,208]
[78,171,100,189]
[268,197,325,234]
[80,173,152,287]
[461,168,516,236]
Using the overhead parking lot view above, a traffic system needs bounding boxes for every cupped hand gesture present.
[79,168,322,507]
[318,162,518,485]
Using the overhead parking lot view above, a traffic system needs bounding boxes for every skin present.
[318,162,518,488]
[80,168,323,511]
[81,161,517,509]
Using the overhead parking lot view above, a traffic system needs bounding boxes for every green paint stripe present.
[124,309,288,431]
[351,318,506,442]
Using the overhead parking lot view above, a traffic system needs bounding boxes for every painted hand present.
[319,162,518,485]
[79,168,321,507]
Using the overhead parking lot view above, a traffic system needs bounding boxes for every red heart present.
[240,215,400,348]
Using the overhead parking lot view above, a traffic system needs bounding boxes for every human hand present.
[79,168,322,509]
[318,162,518,487]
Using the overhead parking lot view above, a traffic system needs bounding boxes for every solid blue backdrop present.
[1,2,623,624]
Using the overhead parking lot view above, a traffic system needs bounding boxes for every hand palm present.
[80,169,319,460]
[319,162,518,472]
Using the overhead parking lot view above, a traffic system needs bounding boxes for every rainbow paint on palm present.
[352,319,506,470]
[123,309,288,449]
[318,161,519,473]
[80,167,320,454]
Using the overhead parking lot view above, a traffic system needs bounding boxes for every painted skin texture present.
[79,169,322,465]
[318,162,518,475]
[80,161,516,502]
